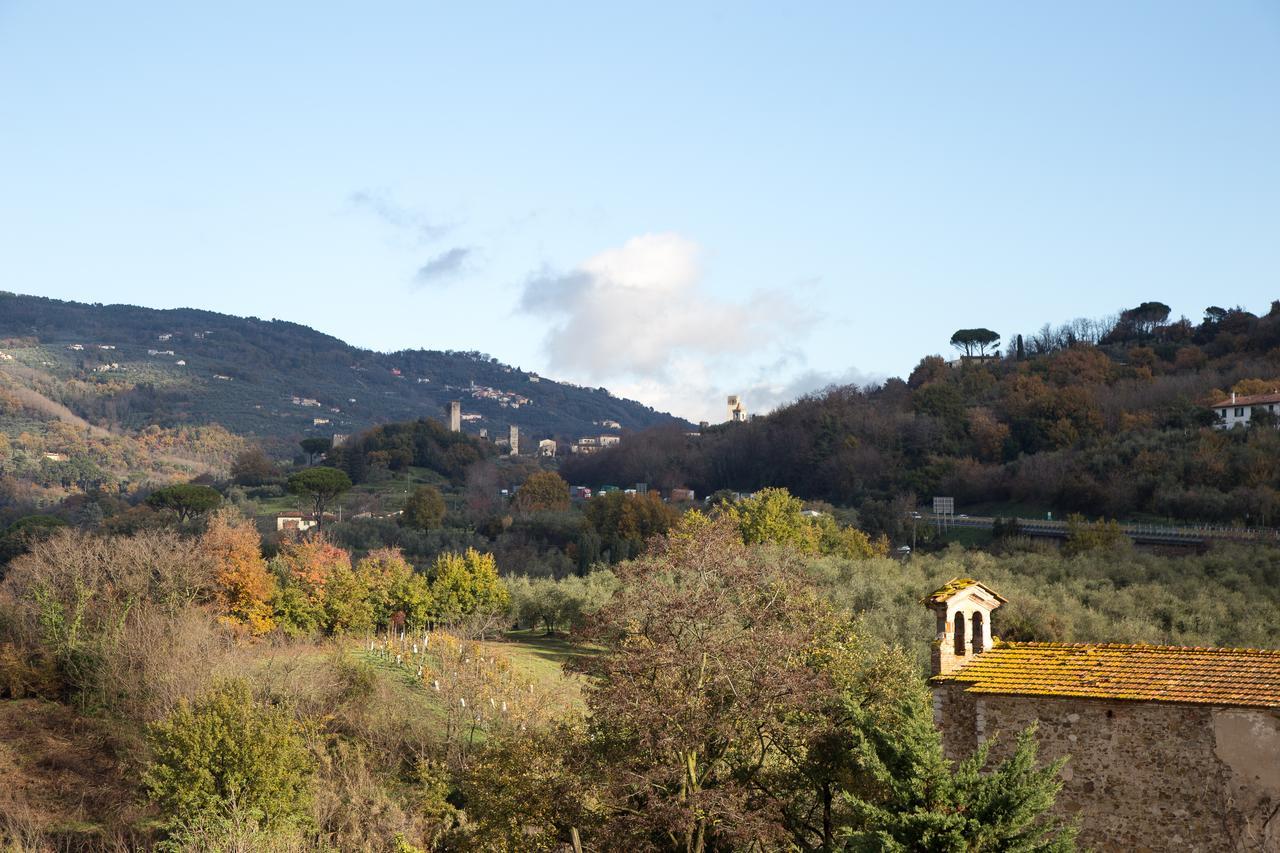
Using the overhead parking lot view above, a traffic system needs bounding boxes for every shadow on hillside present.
[501,629,603,666]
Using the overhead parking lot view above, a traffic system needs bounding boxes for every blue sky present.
[2,2,1278,421]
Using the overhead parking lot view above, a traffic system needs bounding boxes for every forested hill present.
[0,292,686,448]
[564,301,1280,529]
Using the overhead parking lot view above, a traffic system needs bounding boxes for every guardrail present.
[914,514,1280,544]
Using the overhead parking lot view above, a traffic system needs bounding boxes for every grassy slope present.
[0,631,591,843]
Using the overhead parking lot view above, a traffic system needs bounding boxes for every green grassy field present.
[248,465,454,518]
[357,629,590,719]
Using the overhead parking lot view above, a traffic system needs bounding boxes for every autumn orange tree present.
[271,535,353,636]
[199,510,275,635]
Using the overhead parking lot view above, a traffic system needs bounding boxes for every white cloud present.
[515,232,878,422]
[519,233,812,381]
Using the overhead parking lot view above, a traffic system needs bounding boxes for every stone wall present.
[934,684,1280,852]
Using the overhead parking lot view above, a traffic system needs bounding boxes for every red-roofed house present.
[1210,391,1280,429]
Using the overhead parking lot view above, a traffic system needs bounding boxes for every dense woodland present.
[565,302,1280,528]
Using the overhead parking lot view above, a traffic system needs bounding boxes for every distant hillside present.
[0,292,685,440]
[0,292,687,497]
[564,301,1280,531]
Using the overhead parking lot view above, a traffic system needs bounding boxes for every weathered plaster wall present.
[934,685,1280,852]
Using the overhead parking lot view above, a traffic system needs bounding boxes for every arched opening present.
[953,612,966,656]
[972,611,984,654]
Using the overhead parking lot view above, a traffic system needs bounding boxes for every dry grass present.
[0,699,145,851]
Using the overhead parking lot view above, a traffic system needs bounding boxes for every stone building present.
[926,579,1280,852]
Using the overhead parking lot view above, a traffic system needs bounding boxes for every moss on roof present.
[922,577,1006,606]
[933,641,1280,708]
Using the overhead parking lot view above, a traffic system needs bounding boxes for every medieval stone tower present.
[448,400,461,432]
[726,395,747,423]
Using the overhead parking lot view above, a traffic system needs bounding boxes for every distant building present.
[571,436,600,455]
[509,424,520,456]
[331,433,348,448]
[669,488,696,503]
[448,400,461,432]
[312,417,330,426]
[727,395,747,423]
[276,512,319,533]
[599,434,620,447]
[538,438,557,457]
[1211,391,1280,429]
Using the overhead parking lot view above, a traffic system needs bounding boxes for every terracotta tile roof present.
[933,642,1280,709]
[922,578,1007,606]
[1209,392,1280,408]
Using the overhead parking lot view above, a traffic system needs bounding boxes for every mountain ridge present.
[0,291,688,445]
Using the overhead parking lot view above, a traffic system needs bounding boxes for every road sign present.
[933,497,954,515]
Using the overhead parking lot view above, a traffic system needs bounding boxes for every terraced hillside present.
[0,292,687,459]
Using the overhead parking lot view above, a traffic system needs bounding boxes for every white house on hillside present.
[1211,391,1280,429]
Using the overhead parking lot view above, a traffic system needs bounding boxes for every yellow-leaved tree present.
[430,548,509,631]
[723,487,887,559]
[355,547,434,628]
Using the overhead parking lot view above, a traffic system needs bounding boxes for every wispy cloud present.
[414,247,472,287]
[349,189,450,243]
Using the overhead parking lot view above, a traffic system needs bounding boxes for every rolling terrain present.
[0,291,687,493]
